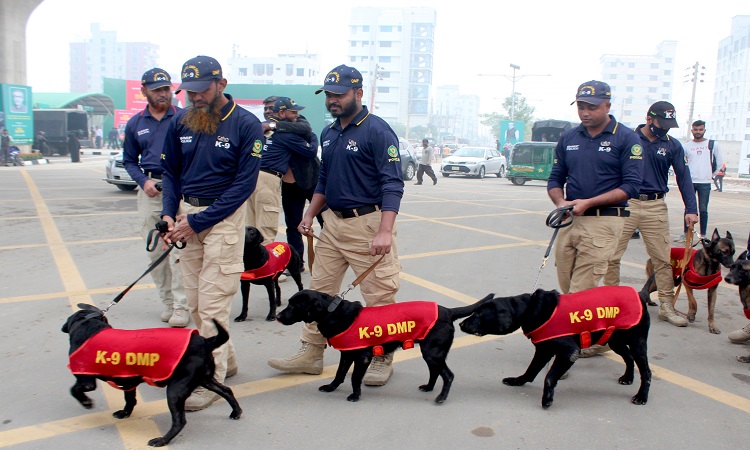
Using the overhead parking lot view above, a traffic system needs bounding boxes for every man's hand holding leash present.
[685,213,699,228]
[142,179,161,198]
[161,214,195,245]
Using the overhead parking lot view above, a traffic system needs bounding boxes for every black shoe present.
[631,231,640,239]
[414,182,422,185]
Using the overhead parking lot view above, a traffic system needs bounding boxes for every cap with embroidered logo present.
[273,97,305,112]
[141,68,172,90]
[648,101,679,128]
[176,55,223,94]
[571,80,612,105]
[315,64,363,95]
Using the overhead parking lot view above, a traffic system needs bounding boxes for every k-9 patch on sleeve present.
[251,139,263,157]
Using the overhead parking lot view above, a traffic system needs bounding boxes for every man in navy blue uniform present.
[123,68,188,328]
[547,80,643,295]
[268,65,404,386]
[604,101,698,327]
[160,55,263,410]
[245,97,317,245]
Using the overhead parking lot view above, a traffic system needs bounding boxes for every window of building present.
[379,56,392,63]
[101,56,106,63]
[351,41,357,47]
[377,87,390,93]
[651,63,659,69]
[379,41,392,47]
[627,74,634,80]
[286,64,293,76]
[363,25,369,32]
[610,62,617,67]
[648,87,657,93]
[608,74,617,80]
[238,67,247,76]
[267,64,274,74]
[649,75,657,81]
[297,68,304,76]
[624,110,632,116]
[628,63,635,68]
[253,64,265,76]
[626,86,634,92]
[745,134,750,140]
[363,41,369,46]
[666,58,672,63]
[380,26,392,32]
[380,71,391,78]
[663,82,671,87]
[350,56,356,63]
[746,118,750,127]
[664,70,671,75]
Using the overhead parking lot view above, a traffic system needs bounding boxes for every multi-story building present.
[434,85,480,144]
[600,41,677,128]
[348,7,436,129]
[69,23,158,93]
[226,52,320,86]
[709,15,750,176]
[709,15,750,142]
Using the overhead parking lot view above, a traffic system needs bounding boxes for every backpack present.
[709,140,717,172]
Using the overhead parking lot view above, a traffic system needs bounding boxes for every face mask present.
[649,124,669,138]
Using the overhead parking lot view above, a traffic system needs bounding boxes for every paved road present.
[1,156,749,449]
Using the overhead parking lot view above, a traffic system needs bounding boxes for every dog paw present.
[418,384,434,392]
[319,384,337,393]
[502,377,526,386]
[147,437,168,447]
[80,398,94,409]
[112,409,132,419]
[631,394,648,405]
[618,375,634,385]
[229,410,242,420]
[687,314,696,323]
[434,394,447,404]
[736,355,750,363]
[346,393,361,402]
[709,328,721,335]
[647,300,658,307]
[541,398,553,409]
[233,316,247,322]
[265,315,276,322]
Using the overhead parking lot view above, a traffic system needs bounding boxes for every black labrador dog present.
[62,305,242,447]
[236,226,304,322]
[275,289,493,403]
[459,286,651,408]
[725,250,750,363]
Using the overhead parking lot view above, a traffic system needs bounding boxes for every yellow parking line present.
[0,236,140,251]
[1,211,137,222]
[0,283,155,305]
[18,171,162,449]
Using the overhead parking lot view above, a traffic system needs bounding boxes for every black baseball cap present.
[273,97,305,112]
[141,68,172,90]
[648,101,679,128]
[571,80,612,105]
[176,55,223,93]
[315,64,363,95]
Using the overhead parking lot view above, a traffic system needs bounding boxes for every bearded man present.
[123,68,189,328]
[160,56,264,411]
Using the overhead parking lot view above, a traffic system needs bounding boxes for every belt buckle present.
[188,197,199,207]
[638,194,648,201]
[332,210,343,219]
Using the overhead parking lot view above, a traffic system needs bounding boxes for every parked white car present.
[440,146,507,179]
[103,153,137,191]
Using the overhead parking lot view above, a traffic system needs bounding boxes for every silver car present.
[440,146,507,179]
[103,152,137,191]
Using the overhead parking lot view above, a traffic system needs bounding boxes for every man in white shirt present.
[675,120,723,242]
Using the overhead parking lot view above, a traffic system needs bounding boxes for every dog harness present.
[241,242,292,281]
[69,328,197,389]
[525,286,642,348]
[327,302,438,353]
[669,247,723,290]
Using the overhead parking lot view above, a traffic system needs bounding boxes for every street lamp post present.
[509,64,520,121]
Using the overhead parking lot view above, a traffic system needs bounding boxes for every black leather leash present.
[91,221,185,316]
[532,206,574,291]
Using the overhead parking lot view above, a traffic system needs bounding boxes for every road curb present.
[80,150,120,156]
[22,158,50,166]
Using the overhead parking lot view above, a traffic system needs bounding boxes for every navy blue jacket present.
[161,94,264,233]
[123,105,179,187]
[547,115,643,206]
[316,106,404,212]
[634,125,697,214]
[261,123,317,174]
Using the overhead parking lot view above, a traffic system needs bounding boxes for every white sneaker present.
[185,387,219,411]
[168,309,190,328]
[673,234,686,243]
[278,274,288,283]
[728,323,750,343]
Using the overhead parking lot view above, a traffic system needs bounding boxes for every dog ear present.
[741,250,749,261]
[712,228,720,241]
[726,230,733,241]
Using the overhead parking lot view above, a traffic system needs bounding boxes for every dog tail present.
[205,320,230,352]
[449,293,494,321]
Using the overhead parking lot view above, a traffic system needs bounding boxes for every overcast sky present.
[25,0,748,125]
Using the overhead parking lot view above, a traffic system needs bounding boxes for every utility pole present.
[370,64,383,110]
[686,61,705,136]
[509,64,520,121]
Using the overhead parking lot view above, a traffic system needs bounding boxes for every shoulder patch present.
[387,145,398,158]
[631,144,642,156]
[252,140,262,156]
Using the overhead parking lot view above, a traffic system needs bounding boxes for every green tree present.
[480,92,535,141]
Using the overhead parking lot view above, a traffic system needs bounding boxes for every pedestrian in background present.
[415,139,438,185]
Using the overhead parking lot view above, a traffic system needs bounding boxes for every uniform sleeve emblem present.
[252,140,262,156]
[387,145,398,158]
[631,144,643,156]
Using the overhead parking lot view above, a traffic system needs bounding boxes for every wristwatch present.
[269,122,276,131]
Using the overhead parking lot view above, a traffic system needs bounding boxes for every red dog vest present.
[525,286,642,348]
[241,242,292,281]
[69,328,197,388]
[328,302,438,351]
[669,248,723,290]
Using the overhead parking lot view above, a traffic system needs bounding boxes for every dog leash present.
[671,224,694,314]
[96,221,186,315]
[306,234,315,275]
[302,226,386,312]
[532,206,574,291]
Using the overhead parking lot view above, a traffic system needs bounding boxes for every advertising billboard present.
[499,120,525,154]
[0,84,34,145]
